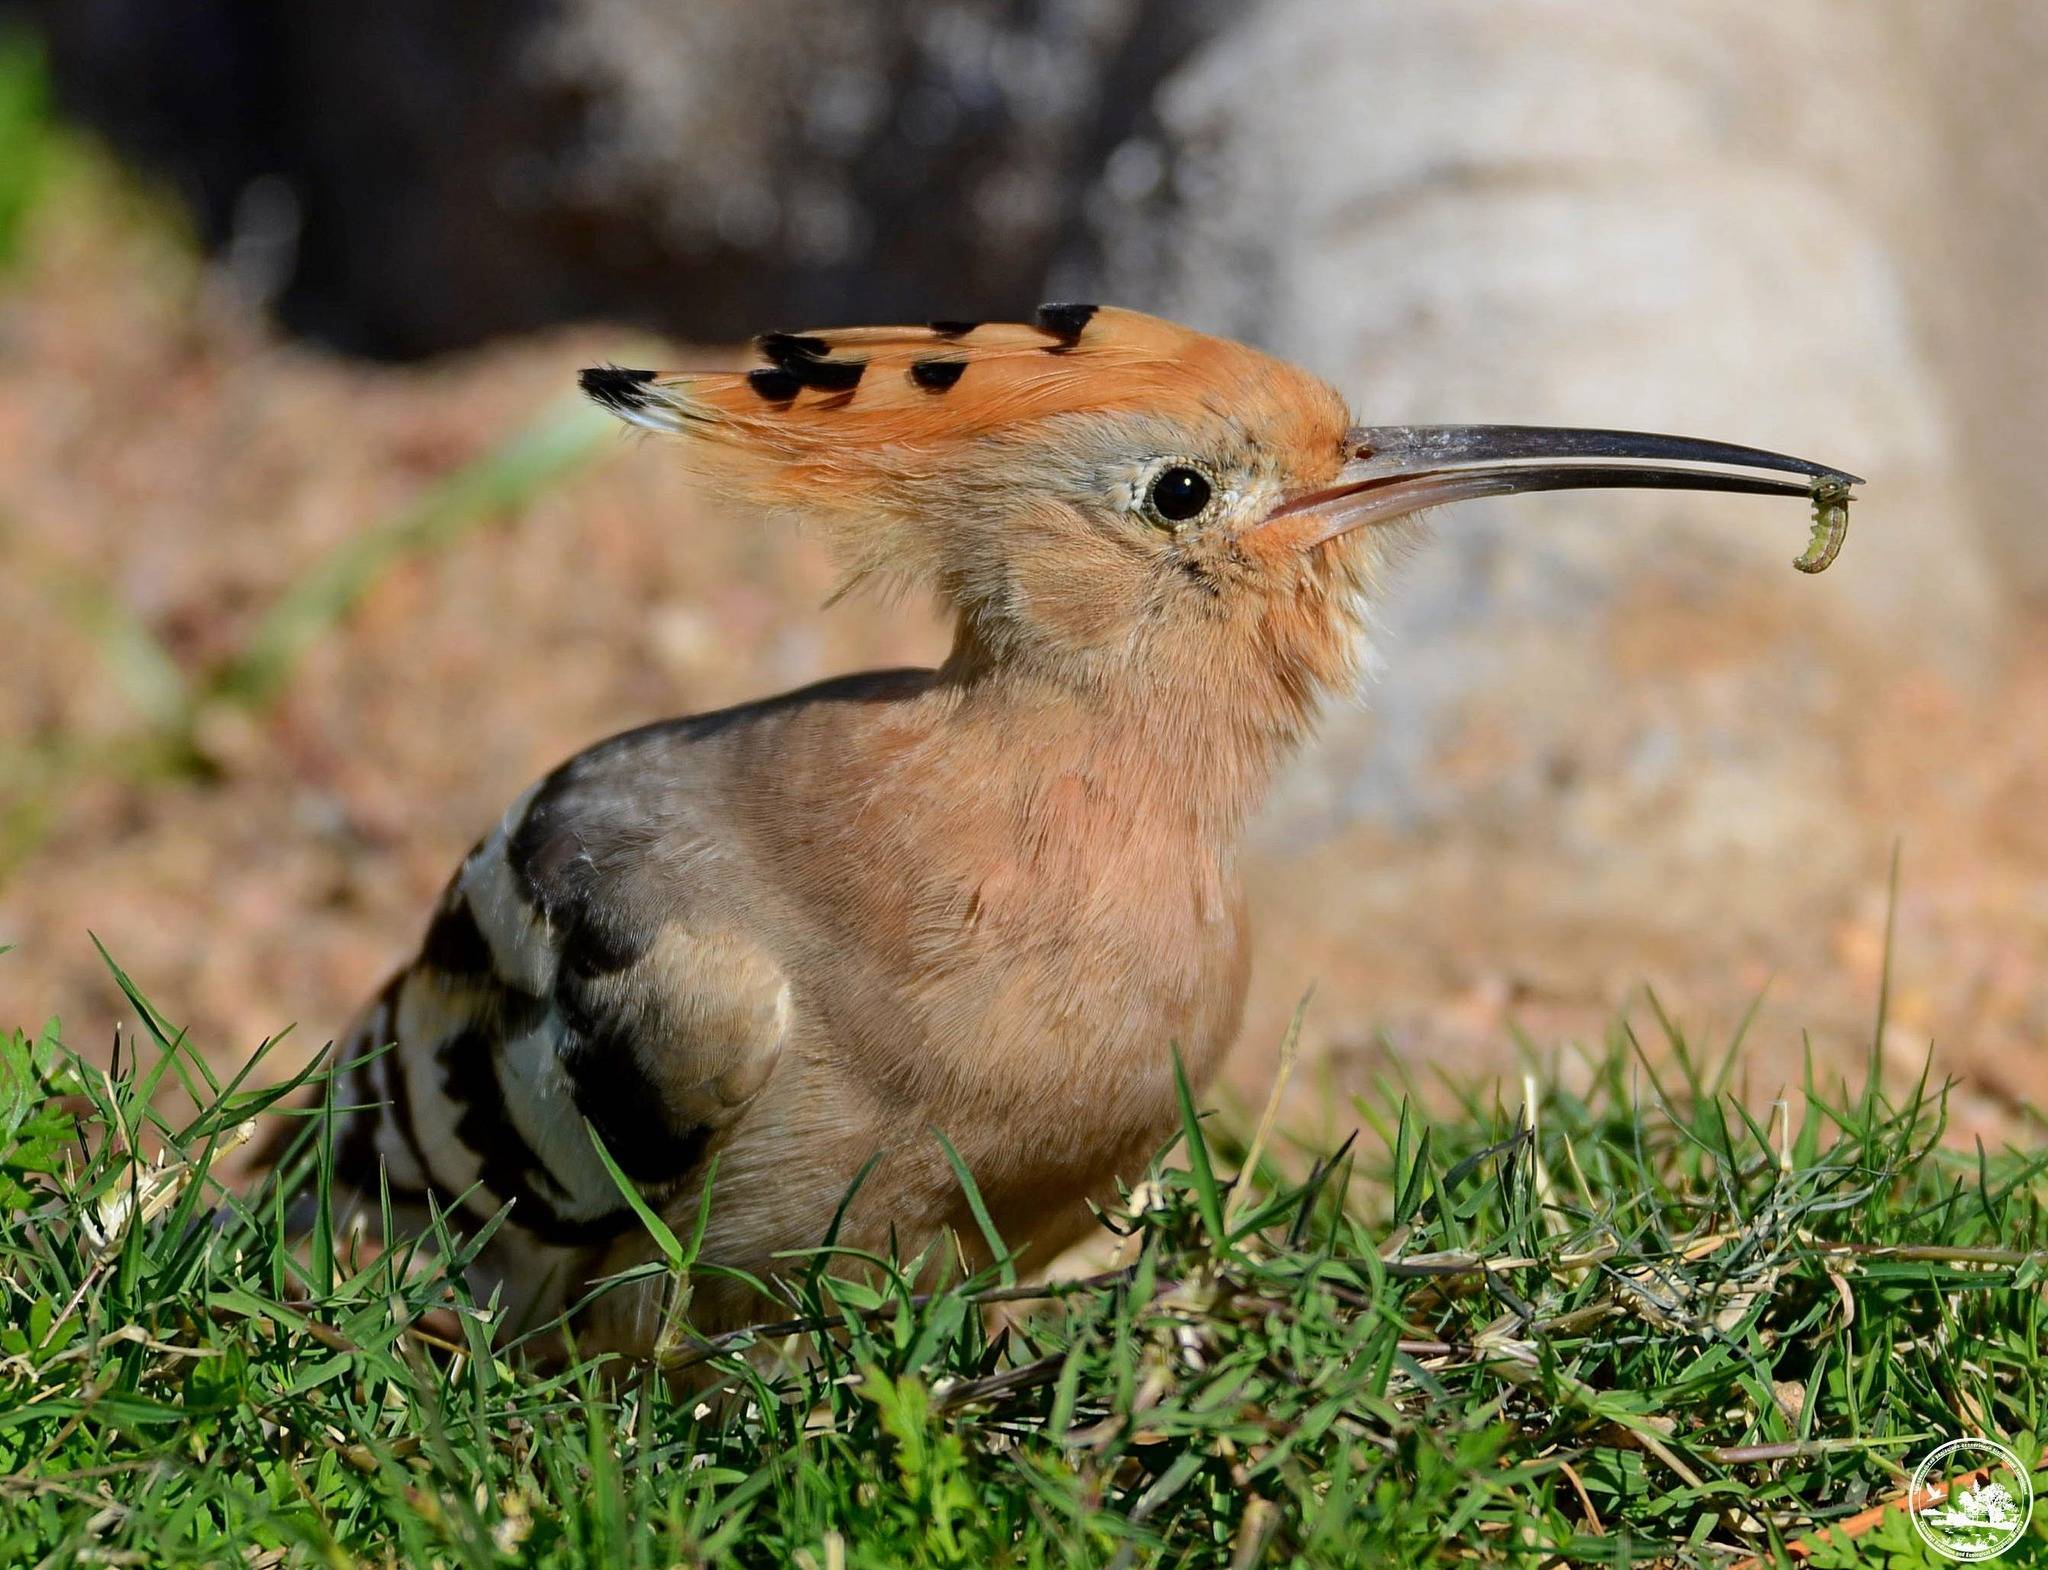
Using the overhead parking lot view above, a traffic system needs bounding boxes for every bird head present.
[583,305,1855,729]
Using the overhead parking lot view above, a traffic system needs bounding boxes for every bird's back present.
[325,670,940,1327]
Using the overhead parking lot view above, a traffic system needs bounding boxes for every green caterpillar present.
[1796,477,1852,573]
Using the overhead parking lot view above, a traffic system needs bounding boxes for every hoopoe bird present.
[301,304,1855,1356]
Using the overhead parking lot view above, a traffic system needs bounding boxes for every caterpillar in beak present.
[1796,477,1853,574]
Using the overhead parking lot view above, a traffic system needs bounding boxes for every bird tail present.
[251,974,416,1231]
[249,971,582,1339]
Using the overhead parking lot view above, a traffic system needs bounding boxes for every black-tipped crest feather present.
[579,365,659,413]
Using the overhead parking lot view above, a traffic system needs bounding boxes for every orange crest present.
[582,304,1332,500]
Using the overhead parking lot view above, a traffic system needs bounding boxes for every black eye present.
[1147,465,1213,525]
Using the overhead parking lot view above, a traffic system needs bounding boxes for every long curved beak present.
[1272,424,1863,551]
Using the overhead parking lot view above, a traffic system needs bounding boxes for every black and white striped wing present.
[338,764,788,1243]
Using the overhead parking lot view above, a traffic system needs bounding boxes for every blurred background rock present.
[4,0,2046,1134]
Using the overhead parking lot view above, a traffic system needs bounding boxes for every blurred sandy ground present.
[1,118,2045,1154]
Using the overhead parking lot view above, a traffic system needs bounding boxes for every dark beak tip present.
[1344,423,1864,491]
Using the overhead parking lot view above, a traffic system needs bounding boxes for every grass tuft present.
[1,963,2044,1566]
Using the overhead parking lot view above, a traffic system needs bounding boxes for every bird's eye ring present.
[1142,462,1217,530]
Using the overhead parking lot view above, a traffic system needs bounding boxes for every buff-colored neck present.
[924,607,1350,850]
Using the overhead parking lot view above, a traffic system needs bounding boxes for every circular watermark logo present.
[1910,1437,2033,1562]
